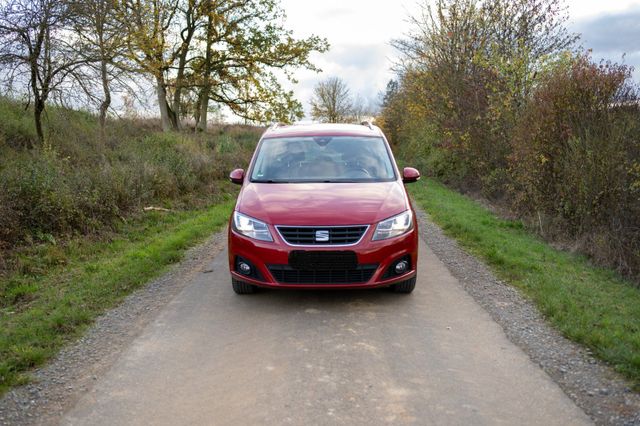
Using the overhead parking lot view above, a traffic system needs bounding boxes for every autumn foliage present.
[380,0,640,280]
[509,55,640,276]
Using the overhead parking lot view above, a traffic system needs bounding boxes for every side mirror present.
[229,168,245,185]
[402,167,420,183]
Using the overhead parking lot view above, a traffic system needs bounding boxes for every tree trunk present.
[30,51,41,147]
[172,44,191,131]
[196,88,209,132]
[196,11,213,133]
[33,100,44,147]
[171,5,197,131]
[156,76,173,132]
[193,98,201,129]
[172,76,184,131]
[98,58,111,145]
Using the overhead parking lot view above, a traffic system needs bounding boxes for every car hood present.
[236,181,410,226]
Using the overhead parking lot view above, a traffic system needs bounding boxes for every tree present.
[69,0,128,144]
[386,0,577,187]
[192,0,328,130]
[115,0,181,131]
[350,94,378,123]
[309,77,352,123]
[117,0,328,131]
[0,0,87,145]
[170,0,200,130]
[378,79,404,145]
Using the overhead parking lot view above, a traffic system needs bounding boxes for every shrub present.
[509,54,640,277]
[0,98,262,262]
[0,98,38,148]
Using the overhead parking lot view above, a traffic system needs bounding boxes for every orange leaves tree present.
[509,54,640,275]
[380,0,640,279]
[383,0,576,191]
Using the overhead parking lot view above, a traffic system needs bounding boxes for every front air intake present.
[276,226,368,246]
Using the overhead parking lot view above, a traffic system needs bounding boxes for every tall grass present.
[0,97,262,261]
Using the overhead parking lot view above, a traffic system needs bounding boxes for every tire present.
[232,278,256,294]
[392,276,416,294]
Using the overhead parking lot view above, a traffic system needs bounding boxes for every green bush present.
[0,98,262,258]
[0,98,38,148]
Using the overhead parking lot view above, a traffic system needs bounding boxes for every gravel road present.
[0,208,638,425]
[60,237,590,425]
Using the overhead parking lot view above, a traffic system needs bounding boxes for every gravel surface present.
[1,212,639,425]
[0,229,228,426]
[415,207,640,426]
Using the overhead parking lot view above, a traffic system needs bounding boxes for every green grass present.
[410,178,640,385]
[0,195,236,395]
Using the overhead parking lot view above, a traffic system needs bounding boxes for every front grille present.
[276,226,368,245]
[268,264,378,284]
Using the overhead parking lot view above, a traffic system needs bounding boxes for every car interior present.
[252,136,394,182]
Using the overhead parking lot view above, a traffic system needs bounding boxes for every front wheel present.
[232,278,256,294]
[392,277,416,294]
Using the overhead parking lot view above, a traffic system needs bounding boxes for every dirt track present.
[61,238,591,425]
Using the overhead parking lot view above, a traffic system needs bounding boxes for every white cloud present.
[279,0,421,118]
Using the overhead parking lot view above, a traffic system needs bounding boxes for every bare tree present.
[69,0,129,144]
[0,0,87,145]
[350,94,379,123]
[309,77,352,123]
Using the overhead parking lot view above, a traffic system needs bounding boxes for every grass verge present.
[0,195,235,395]
[410,178,640,386]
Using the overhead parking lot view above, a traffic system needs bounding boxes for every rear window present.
[250,136,396,183]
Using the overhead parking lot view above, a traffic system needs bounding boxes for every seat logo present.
[315,230,329,242]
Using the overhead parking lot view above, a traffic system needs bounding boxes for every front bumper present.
[227,220,418,289]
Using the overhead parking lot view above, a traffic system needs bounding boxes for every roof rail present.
[268,122,287,130]
[360,120,373,130]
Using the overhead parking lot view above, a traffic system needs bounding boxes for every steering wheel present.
[347,167,371,178]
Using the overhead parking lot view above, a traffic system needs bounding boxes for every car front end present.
[227,123,420,293]
[228,208,418,290]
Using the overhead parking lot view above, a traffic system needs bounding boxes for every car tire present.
[392,276,416,294]
[232,278,256,294]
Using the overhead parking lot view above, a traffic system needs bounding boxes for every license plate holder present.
[288,250,358,270]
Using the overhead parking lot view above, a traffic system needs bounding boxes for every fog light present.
[394,260,408,274]
[238,262,252,275]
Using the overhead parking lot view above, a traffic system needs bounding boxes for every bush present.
[509,54,640,277]
[0,98,38,148]
[0,98,262,260]
[381,49,640,282]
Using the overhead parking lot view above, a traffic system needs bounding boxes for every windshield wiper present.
[252,179,290,183]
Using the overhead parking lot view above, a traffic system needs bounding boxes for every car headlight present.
[232,211,273,242]
[372,210,413,241]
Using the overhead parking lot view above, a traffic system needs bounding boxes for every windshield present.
[250,136,396,183]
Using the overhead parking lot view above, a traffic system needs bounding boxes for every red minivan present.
[227,122,420,294]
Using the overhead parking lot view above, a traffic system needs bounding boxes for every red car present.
[227,122,420,294]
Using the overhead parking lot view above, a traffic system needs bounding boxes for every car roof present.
[261,123,383,139]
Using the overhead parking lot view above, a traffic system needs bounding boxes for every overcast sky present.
[279,0,640,118]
